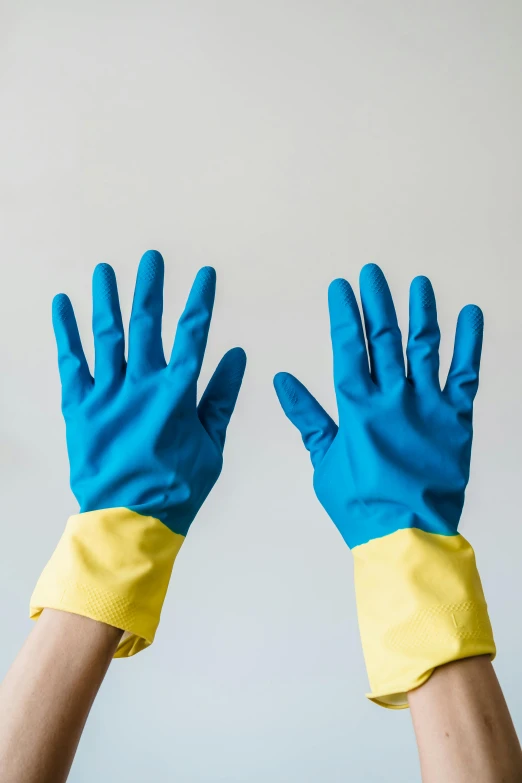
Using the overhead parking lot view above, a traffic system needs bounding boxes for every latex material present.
[32,251,246,655]
[353,529,494,708]
[274,265,495,706]
[30,508,184,656]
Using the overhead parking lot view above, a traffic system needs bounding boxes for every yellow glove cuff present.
[353,528,495,709]
[30,508,184,657]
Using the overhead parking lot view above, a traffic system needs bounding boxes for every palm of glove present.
[313,382,472,548]
[275,264,483,549]
[65,379,224,536]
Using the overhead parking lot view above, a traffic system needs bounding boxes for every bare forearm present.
[408,656,522,782]
[0,609,122,783]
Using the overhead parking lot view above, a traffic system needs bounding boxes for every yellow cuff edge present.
[30,578,153,657]
[365,649,496,709]
[30,508,185,658]
[353,529,495,709]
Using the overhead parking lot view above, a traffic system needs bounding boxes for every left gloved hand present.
[31,250,246,656]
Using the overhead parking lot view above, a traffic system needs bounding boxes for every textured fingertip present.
[273,372,298,408]
[360,263,386,293]
[458,304,484,335]
[93,263,117,300]
[273,370,289,390]
[138,249,164,282]
[52,293,73,323]
[193,266,216,297]
[222,346,247,381]
[142,248,164,261]
[328,277,357,308]
[410,275,435,309]
[226,345,247,367]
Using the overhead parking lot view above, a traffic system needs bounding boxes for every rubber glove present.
[31,250,246,656]
[274,264,494,708]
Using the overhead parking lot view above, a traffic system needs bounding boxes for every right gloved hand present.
[274,264,495,708]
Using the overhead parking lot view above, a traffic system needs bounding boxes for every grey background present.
[1,1,521,781]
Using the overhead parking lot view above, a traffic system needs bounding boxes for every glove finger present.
[92,263,125,387]
[360,264,405,387]
[328,278,371,402]
[198,347,247,451]
[443,304,483,416]
[406,275,440,390]
[52,293,92,408]
[127,250,166,375]
[168,266,216,394]
[274,372,337,468]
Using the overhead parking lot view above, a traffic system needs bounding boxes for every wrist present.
[40,608,124,651]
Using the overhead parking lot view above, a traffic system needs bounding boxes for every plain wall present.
[1,2,521,781]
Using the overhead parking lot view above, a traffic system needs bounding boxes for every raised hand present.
[31,250,246,656]
[274,264,494,708]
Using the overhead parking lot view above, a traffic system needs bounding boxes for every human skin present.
[408,655,522,782]
[0,609,122,783]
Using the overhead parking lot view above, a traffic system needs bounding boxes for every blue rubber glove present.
[31,250,246,656]
[274,264,494,708]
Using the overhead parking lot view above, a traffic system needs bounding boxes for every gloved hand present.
[31,250,246,656]
[274,264,494,708]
